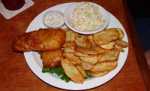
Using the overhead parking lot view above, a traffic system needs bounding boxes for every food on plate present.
[61,58,84,83]
[115,40,128,50]
[93,28,122,45]
[89,71,109,77]
[100,42,115,50]
[98,49,120,62]
[76,65,87,77]
[91,61,117,72]
[116,28,124,39]
[43,11,65,28]
[14,28,66,51]
[69,2,105,32]
[75,34,92,48]
[63,42,76,53]
[76,47,98,55]
[41,49,62,68]
[81,61,94,70]
[63,53,81,65]
[80,55,98,64]
[14,26,128,83]
[65,30,77,42]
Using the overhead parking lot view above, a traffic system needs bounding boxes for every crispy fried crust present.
[14,28,66,51]
[41,49,62,68]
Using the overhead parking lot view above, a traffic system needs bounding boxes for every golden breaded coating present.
[41,49,62,68]
[14,28,66,51]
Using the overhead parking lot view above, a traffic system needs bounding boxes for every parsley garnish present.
[42,67,70,82]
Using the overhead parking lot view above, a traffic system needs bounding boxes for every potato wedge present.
[115,40,128,49]
[94,28,120,45]
[74,51,89,57]
[75,34,92,48]
[116,28,124,39]
[88,35,96,47]
[63,53,81,65]
[98,50,120,62]
[94,47,106,54]
[81,62,94,70]
[80,55,98,64]
[76,47,98,55]
[100,42,115,50]
[76,65,87,77]
[66,30,77,42]
[91,61,117,72]
[61,58,84,83]
[41,50,62,68]
[63,42,76,53]
[89,71,109,77]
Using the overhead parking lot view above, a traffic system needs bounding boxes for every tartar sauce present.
[43,11,65,28]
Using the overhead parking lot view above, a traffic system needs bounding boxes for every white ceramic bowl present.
[64,2,110,34]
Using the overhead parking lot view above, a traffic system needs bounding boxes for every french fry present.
[76,47,98,55]
[65,30,77,42]
[89,71,109,77]
[98,50,120,63]
[80,55,98,64]
[81,62,94,70]
[93,28,120,45]
[100,42,115,50]
[75,34,92,48]
[91,61,117,72]
[115,40,128,50]
[61,58,84,83]
[63,53,81,65]
[76,65,87,77]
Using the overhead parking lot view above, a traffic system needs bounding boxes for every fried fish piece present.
[93,28,120,45]
[14,28,66,51]
[61,58,84,83]
[41,49,62,68]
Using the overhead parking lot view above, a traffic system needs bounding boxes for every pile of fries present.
[41,28,128,83]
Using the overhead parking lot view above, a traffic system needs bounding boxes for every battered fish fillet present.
[41,49,62,68]
[14,28,66,51]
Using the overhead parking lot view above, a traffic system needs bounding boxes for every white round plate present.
[24,3,128,90]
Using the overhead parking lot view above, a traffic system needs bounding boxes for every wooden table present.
[0,0,149,91]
